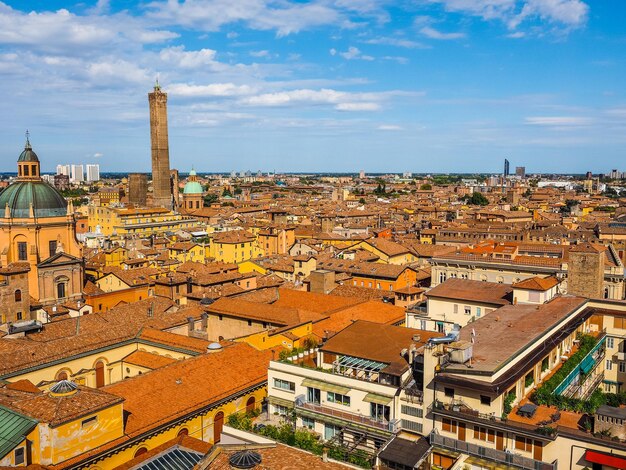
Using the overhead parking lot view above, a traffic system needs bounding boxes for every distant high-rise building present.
[585,171,593,179]
[56,164,71,176]
[359,170,365,179]
[128,173,148,207]
[70,164,84,183]
[149,81,172,209]
[504,159,510,178]
[515,166,525,178]
[86,164,100,182]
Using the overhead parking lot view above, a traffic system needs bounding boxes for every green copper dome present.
[18,135,39,163]
[183,181,203,195]
[0,181,67,218]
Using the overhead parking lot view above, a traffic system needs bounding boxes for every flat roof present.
[444,295,587,374]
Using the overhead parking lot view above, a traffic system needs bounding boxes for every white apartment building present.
[56,164,71,176]
[70,164,84,183]
[86,164,100,182]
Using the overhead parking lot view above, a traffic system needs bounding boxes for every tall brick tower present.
[567,243,605,299]
[149,80,172,209]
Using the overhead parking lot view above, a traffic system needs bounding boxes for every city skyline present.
[0,0,624,173]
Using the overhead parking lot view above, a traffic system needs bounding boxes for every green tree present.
[420,183,432,190]
[222,188,232,197]
[462,192,489,206]
[203,194,218,206]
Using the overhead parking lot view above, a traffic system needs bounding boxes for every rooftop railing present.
[430,432,557,470]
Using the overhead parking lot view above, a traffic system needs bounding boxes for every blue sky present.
[0,0,624,173]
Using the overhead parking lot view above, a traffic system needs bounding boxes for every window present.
[453,304,458,314]
[370,403,390,422]
[14,447,25,465]
[14,290,21,303]
[480,395,491,406]
[442,418,457,433]
[247,320,252,326]
[273,404,289,416]
[420,320,427,330]
[607,337,615,349]
[607,359,613,371]
[17,242,27,261]
[302,417,315,429]
[439,272,447,284]
[401,405,423,418]
[49,240,58,257]
[327,392,350,406]
[473,426,495,442]
[515,436,533,452]
[401,419,423,433]
[82,416,97,427]
[273,378,295,392]
[307,387,321,404]
[17,311,23,320]
[476,307,481,317]
[444,387,454,398]
[541,357,549,372]
[620,362,626,373]
[324,423,341,440]
[464,306,471,315]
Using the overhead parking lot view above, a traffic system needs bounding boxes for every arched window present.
[134,447,148,458]
[14,290,21,302]
[56,371,68,381]
[95,361,105,388]
[213,411,224,443]
[55,276,69,300]
[246,396,256,414]
[177,428,189,437]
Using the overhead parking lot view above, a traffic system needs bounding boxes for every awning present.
[301,378,349,395]
[268,396,294,409]
[363,392,393,405]
[585,450,626,470]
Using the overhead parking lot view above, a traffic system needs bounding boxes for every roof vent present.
[49,380,78,397]
[229,450,262,469]
[207,342,223,352]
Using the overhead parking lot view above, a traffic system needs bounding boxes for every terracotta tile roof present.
[206,444,351,469]
[137,328,209,353]
[512,276,560,291]
[321,321,442,374]
[312,301,406,340]
[111,435,211,470]
[0,383,123,427]
[122,351,177,370]
[104,343,272,437]
[426,278,513,306]
[0,298,207,378]
[361,238,409,257]
[271,288,364,313]
[212,230,256,244]
[206,297,325,327]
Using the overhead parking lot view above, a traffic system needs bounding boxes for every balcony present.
[430,433,557,470]
[295,395,398,434]
[430,400,557,441]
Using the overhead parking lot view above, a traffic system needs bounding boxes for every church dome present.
[18,143,39,163]
[0,181,67,218]
[183,169,203,195]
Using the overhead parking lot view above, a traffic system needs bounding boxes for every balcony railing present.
[429,400,557,440]
[295,396,398,433]
[430,433,557,470]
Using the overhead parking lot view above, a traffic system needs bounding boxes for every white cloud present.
[87,60,150,85]
[159,46,218,68]
[420,26,465,40]
[525,116,593,126]
[336,46,374,61]
[336,102,380,111]
[377,124,403,130]
[363,36,427,48]
[93,152,104,158]
[429,0,589,32]
[168,83,256,97]
[250,50,270,58]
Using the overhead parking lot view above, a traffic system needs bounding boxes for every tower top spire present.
[25,130,31,150]
[154,75,161,91]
